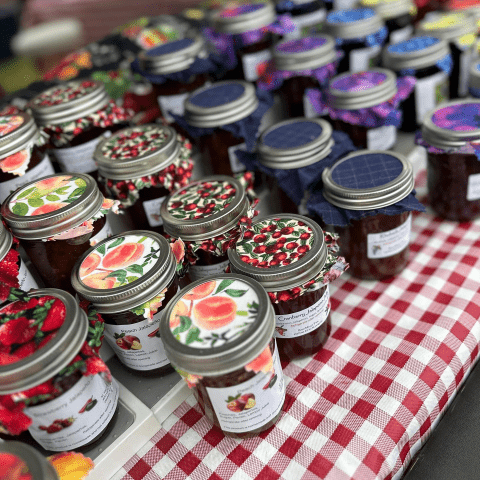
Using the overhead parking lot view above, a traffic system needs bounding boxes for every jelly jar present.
[276,0,326,40]
[160,274,285,437]
[469,62,480,98]
[0,112,54,203]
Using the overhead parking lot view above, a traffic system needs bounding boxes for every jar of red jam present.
[0,112,55,203]
[276,0,327,39]
[161,175,251,283]
[0,288,119,452]
[1,173,116,294]
[160,274,285,437]
[382,36,451,131]
[324,8,387,73]
[95,124,194,234]
[320,150,421,279]
[469,62,480,98]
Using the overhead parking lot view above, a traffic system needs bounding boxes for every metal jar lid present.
[0,219,13,262]
[417,12,477,43]
[324,8,384,40]
[160,273,275,376]
[161,175,249,241]
[94,124,181,180]
[258,118,334,169]
[0,112,40,159]
[138,36,206,75]
[0,288,88,394]
[273,35,337,72]
[213,1,276,35]
[29,80,111,126]
[383,36,450,71]
[361,0,414,20]
[1,173,104,240]
[322,150,414,210]
[328,68,397,110]
[228,214,327,291]
[71,231,177,314]
[184,80,259,128]
[0,442,59,479]
[470,62,480,93]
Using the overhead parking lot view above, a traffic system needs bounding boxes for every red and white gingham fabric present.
[112,169,480,480]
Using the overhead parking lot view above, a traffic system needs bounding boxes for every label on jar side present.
[188,259,230,282]
[349,45,381,72]
[54,135,104,174]
[459,48,473,97]
[89,219,113,246]
[367,213,411,259]
[158,92,190,123]
[0,154,55,203]
[227,143,247,174]
[389,25,413,44]
[25,375,119,452]
[142,196,167,227]
[275,285,330,339]
[367,125,397,150]
[17,257,38,291]
[205,343,285,433]
[104,314,169,371]
[414,72,448,124]
[467,173,480,201]
[241,49,272,82]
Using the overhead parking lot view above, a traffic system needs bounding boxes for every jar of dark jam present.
[322,150,417,280]
[0,112,55,203]
[382,36,450,131]
[277,0,327,39]
[161,175,249,283]
[160,274,285,438]
[0,289,119,452]
[469,62,480,98]
[272,35,337,118]
[72,231,178,376]
[229,214,334,360]
[95,124,193,235]
[420,100,480,222]
[1,173,113,294]
[324,8,386,73]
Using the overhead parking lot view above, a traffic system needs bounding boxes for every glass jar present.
[324,0,359,10]
[1,173,113,294]
[276,0,327,39]
[382,36,451,131]
[160,274,285,437]
[322,150,416,279]
[95,124,193,235]
[229,214,334,360]
[0,289,119,452]
[469,62,480,98]
[324,8,386,73]
[72,231,178,376]
[161,175,249,283]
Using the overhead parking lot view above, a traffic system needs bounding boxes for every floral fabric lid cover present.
[331,70,387,92]
[0,115,23,136]
[327,8,376,24]
[30,81,98,107]
[220,3,264,18]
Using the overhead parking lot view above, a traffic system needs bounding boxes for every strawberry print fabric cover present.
[0,234,21,289]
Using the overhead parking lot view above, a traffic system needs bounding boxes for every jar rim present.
[0,111,40,158]
[0,221,13,262]
[417,12,477,43]
[325,8,384,39]
[361,0,414,20]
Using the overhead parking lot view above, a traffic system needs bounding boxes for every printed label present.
[467,173,480,201]
[227,143,247,174]
[158,92,190,123]
[143,196,167,227]
[367,213,411,259]
[286,9,327,39]
[90,219,113,246]
[367,125,397,150]
[0,154,55,203]
[334,0,357,8]
[459,49,473,97]
[104,314,169,371]
[415,72,448,124]
[54,136,101,174]
[25,375,119,452]
[205,343,285,433]
[275,286,330,338]
[303,93,317,119]
[390,25,413,44]
[17,257,38,291]
[349,45,381,72]
[188,259,230,282]
[241,49,272,82]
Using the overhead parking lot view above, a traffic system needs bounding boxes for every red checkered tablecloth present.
[112,171,480,480]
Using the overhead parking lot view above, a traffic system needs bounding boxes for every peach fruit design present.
[183,280,216,301]
[82,272,116,289]
[0,115,23,136]
[245,346,274,374]
[0,150,29,174]
[226,393,256,413]
[193,296,237,331]
[170,300,188,329]
[114,333,142,350]
[32,202,68,216]
[102,243,145,269]
[80,253,101,277]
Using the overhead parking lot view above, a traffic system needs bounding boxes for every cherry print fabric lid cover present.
[0,287,110,436]
[469,62,480,97]
[95,124,194,209]
[1,173,119,241]
[229,214,349,303]
[417,101,480,159]
[308,150,425,226]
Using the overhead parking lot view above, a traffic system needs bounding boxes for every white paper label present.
[0,154,55,203]
[303,93,317,118]
[54,136,102,174]
[389,25,413,44]
[104,314,169,371]
[142,196,167,227]
[17,257,38,291]
[349,45,381,72]
[158,92,190,123]
[367,125,397,150]
[206,343,285,433]
[25,375,119,452]
[414,72,448,124]
[275,285,330,339]
[90,219,113,246]
[467,173,480,201]
[334,0,357,8]
[242,49,272,82]
[227,143,247,174]
[188,259,230,282]
[367,213,411,259]
[286,9,327,39]
[459,49,473,97]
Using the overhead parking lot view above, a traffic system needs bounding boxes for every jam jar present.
[95,124,193,234]
[1,173,113,294]
[321,150,418,280]
[160,274,285,437]
[469,62,480,98]
[276,0,327,39]
[382,36,451,131]
[0,289,119,452]
[0,112,54,203]
[420,100,480,222]
[229,214,338,360]
[161,175,250,283]
[324,8,386,73]
[72,231,178,376]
